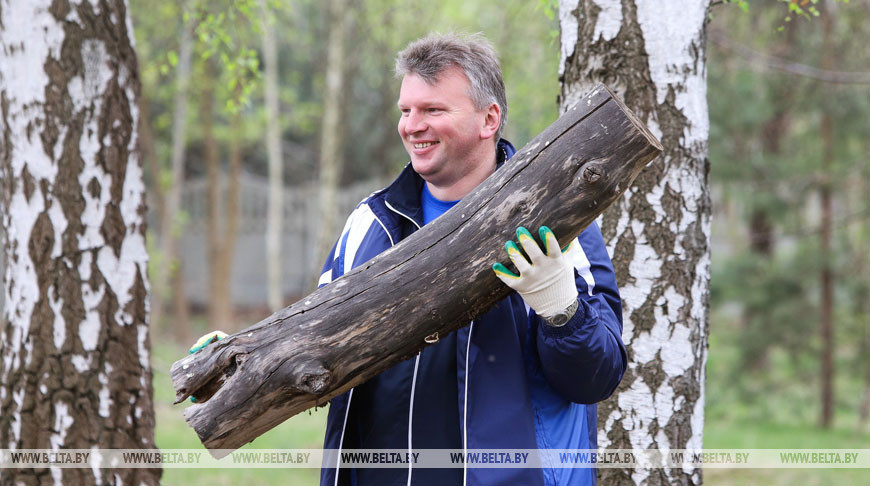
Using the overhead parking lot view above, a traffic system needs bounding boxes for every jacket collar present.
[382,139,517,228]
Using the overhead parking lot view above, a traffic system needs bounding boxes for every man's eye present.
[399,109,410,116]
[427,108,442,114]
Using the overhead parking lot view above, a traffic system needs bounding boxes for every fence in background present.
[0,173,386,314]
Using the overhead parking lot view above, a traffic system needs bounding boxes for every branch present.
[710,29,870,84]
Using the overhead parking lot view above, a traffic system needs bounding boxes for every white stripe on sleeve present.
[343,204,377,275]
[565,239,595,296]
[318,270,333,287]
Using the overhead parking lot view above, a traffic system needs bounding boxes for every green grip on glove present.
[492,226,578,319]
[492,226,568,279]
[189,330,228,354]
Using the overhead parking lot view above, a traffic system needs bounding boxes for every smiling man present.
[397,63,501,201]
[317,33,627,486]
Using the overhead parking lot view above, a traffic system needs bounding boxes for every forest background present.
[2,0,868,484]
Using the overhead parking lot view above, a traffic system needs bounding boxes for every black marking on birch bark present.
[0,2,160,484]
[561,5,709,486]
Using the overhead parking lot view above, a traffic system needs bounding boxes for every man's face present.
[397,67,494,189]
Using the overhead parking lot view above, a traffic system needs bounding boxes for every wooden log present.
[170,83,661,456]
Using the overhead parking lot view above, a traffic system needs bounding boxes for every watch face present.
[547,300,578,327]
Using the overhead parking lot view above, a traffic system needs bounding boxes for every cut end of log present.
[170,341,247,405]
[597,83,663,153]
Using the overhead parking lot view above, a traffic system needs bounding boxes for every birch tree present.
[0,0,159,484]
[152,1,194,334]
[315,0,348,267]
[558,1,711,484]
[261,0,284,312]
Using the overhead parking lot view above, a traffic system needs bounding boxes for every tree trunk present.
[860,299,870,428]
[172,258,192,346]
[140,91,163,231]
[315,0,348,270]
[559,1,711,484]
[216,93,243,329]
[153,5,194,334]
[201,59,231,330]
[202,61,240,331]
[818,3,836,428]
[0,1,160,483]
[171,85,661,455]
[857,166,870,429]
[819,117,834,429]
[261,0,285,312]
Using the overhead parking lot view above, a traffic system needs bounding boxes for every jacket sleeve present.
[533,221,627,404]
[317,241,340,288]
[317,201,366,288]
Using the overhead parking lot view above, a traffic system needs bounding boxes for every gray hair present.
[396,32,508,140]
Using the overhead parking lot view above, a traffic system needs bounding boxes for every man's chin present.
[410,159,439,178]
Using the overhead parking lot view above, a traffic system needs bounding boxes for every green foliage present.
[536,0,559,21]
[720,0,851,31]
[192,0,262,113]
[723,0,750,13]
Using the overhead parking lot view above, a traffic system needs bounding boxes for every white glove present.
[187,330,228,403]
[492,226,578,318]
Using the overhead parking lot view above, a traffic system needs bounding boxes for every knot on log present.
[511,200,530,218]
[582,163,603,184]
[284,361,333,396]
[295,369,331,396]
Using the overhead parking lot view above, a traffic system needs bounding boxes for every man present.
[316,33,627,486]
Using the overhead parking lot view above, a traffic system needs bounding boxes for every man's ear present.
[480,103,501,140]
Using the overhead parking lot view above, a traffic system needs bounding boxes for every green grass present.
[151,341,327,485]
[703,420,869,485]
[702,311,870,485]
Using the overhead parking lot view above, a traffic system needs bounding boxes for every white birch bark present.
[0,1,159,483]
[261,0,284,311]
[559,1,711,484]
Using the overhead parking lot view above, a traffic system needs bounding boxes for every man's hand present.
[492,226,578,320]
[189,330,228,354]
[187,331,227,402]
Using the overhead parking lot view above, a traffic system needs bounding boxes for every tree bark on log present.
[171,84,661,456]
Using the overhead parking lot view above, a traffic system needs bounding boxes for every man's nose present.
[403,111,427,134]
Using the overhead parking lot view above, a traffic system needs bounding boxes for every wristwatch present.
[543,299,579,327]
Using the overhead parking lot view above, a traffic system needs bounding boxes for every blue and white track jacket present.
[318,140,627,486]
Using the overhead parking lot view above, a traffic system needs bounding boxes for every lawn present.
[151,341,328,484]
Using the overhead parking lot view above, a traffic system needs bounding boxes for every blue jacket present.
[318,140,626,486]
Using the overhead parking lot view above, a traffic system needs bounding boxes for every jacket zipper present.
[384,200,422,230]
